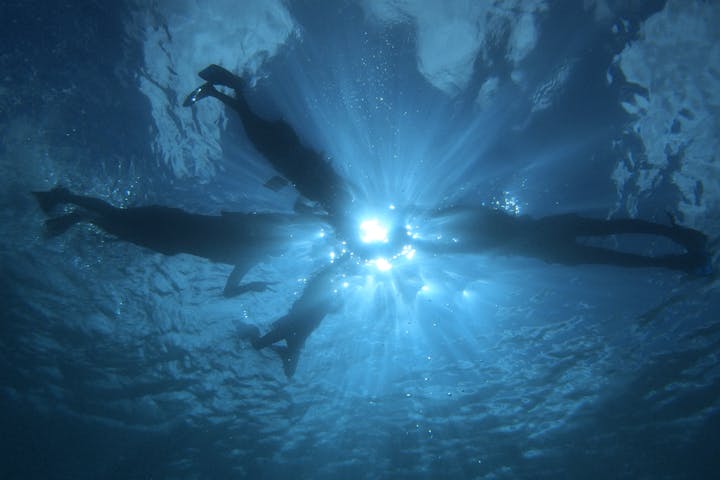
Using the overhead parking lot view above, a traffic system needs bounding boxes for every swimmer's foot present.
[198,64,244,90]
[690,251,715,277]
[664,250,715,277]
[668,224,708,255]
[237,322,261,343]
[677,230,714,276]
[32,186,71,214]
[182,82,217,107]
[270,345,298,378]
[44,211,85,237]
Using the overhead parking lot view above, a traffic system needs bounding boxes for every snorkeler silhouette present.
[237,257,350,378]
[183,64,356,239]
[32,186,329,297]
[181,64,717,277]
[416,206,714,275]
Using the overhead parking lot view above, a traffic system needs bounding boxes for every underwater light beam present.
[359,218,389,244]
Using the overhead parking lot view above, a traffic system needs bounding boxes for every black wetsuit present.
[240,257,350,378]
[416,206,711,274]
[33,187,325,296]
[184,64,354,235]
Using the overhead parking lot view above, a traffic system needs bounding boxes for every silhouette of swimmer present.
[416,206,714,275]
[183,64,355,237]
[237,257,351,378]
[33,186,328,296]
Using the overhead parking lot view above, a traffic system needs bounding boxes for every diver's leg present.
[251,316,293,350]
[43,211,89,237]
[223,263,277,298]
[539,215,708,253]
[182,82,216,107]
[60,192,118,216]
[184,65,295,153]
[32,187,119,215]
[34,187,117,216]
[237,322,261,342]
[252,330,285,350]
[184,64,246,110]
[596,218,708,255]
[184,81,268,133]
[272,343,301,378]
[550,243,707,273]
[537,214,672,237]
[237,320,300,377]
[198,64,244,90]
[183,65,351,217]
[225,281,277,297]
[32,186,73,214]
[223,263,251,297]
[182,65,244,108]
[34,187,119,233]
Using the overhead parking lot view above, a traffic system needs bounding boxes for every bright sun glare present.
[359,218,389,244]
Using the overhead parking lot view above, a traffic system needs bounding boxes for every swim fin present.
[198,64,244,91]
[270,345,299,378]
[183,82,218,107]
[263,175,290,192]
[32,186,71,214]
[690,251,715,277]
[237,322,261,343]
[673,226,708,254]
[44,211,85,237]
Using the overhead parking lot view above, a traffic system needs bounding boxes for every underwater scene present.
[1,0,719,478]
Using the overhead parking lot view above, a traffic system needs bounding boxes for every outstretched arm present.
[223,262,276,297]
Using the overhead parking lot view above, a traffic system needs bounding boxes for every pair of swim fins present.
[183,64,243,107]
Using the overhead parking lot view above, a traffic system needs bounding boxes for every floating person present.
[414,206,714,275]
[237,255,353,378]
[32,186,330,297]
[183,64,358,240]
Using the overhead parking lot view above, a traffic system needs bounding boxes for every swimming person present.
[237,256,352,378]
[33,186,330,296]
[414,206,714,275]
[183,64,357,240]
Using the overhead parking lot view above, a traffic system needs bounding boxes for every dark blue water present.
[2,0,719,478]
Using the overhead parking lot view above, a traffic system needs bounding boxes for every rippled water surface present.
[1,1,719,478]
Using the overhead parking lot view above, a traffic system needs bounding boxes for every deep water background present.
[1,1,719,479]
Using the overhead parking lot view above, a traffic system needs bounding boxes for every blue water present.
[1,0,719,478]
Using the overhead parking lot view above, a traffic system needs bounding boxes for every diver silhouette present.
[32,186,328,297]
[416,206,713,275]
[183,64,356,238]
[237,257,350,378]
